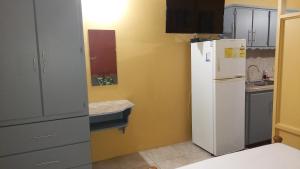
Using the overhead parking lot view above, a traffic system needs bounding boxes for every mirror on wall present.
[88,30,118,86]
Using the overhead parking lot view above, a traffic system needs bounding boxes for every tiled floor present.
[139,141,212,169]
[93,141,212,169]
[93,153,150,169]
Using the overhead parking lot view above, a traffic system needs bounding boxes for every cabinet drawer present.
[0,116,90,157]
[0,142,91,169]
[72,164,92,169]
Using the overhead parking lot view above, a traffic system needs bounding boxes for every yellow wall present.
[272,10,300,149]
[82,0,194,161]
[82,0,300,162]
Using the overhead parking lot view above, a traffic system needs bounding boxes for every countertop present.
[89,100,134,116]
[246,84,274,93]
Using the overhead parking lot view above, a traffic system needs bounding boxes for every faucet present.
[247,65,261,83]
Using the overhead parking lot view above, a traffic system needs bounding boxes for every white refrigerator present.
[191,39,246,156]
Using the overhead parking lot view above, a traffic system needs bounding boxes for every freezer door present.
[213,77,245,156]
[212,39,246,79]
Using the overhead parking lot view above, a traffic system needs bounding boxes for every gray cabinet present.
[0,117,90,157]
[73,165,93,169]
[269,10,278,47]
[246,91,273,145]
[0,0,43,122]
[35,0,87,117]
[0,142,91,169]
[0,0,91,168]
[224,6,278,48]
[0,0,87,125]
[252,9,269,47]
[223,7,235,38]
[235,7,253,45]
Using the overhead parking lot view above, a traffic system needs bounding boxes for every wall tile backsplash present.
[246,49,275,82]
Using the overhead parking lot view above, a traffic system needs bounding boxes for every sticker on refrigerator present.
[239,47,246,58]
[225,47,245,58]
[225,48,234,58]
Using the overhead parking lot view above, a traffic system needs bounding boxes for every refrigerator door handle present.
[206,52,211,62]
[235,75,244,78]
[214,76,245,81]
[217,54,221,72]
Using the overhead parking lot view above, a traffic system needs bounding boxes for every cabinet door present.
[35,0,88,117]
[223,7,235,38]
[235,7,253,46]
[249,92,273,144]
[269,10,277,47]
[0,0,43,122]
[252,9,269,47]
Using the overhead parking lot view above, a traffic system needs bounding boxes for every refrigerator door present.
[213,77,245,156]
[212,39,246,79]
[191,42,214,153]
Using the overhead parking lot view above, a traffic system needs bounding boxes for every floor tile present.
[93,153,150,169]
[139,151,157,166]
[172,142,205,156]
[93,158,121,169]
[156,156,190,169]
[140,141,212,169]
[118,153,150,169]
[93,141,212,169]
[141,145,181,163]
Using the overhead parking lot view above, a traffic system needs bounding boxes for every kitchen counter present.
[246,84,274,93]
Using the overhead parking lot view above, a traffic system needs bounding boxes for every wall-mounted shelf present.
[89,108,131,133]
[88,100,134,133]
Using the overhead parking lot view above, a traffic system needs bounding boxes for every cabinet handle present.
[231,23,235,38]
[33,56,37,72]
[36,160,60,167]
[33,133,56,140]
[248,30,252,44]
[233,8,237,38]
[253,30,256,42]
[42,51,46,73]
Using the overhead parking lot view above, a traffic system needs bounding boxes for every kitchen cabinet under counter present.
[245,86,273,147]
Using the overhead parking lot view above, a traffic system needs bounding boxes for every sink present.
[253,80,274,86]
[246,80,274,92]
[247,80,274,86]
